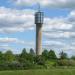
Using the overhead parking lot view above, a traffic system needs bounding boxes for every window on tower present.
[35,12,44,24]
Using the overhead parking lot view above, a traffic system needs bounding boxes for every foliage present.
[55,59,75,66]
[59,51,68,59]
[0,48,74,70]
[71,56,75,60]
[3,50,15,63]
[42,49,48,60]
[19,48,34,64]
[0,51,5,63]
[34,55,46,66]
[29,48,35,56]
[48,50,57,60]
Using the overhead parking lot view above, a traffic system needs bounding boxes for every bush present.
[55,59,75,66]
[34,55,45,65]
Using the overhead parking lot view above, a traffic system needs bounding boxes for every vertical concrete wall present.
[36,24,42,55]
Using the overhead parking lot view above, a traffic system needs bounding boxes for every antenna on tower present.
[37,3,41,12]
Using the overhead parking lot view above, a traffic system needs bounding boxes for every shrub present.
[55,59,75,66]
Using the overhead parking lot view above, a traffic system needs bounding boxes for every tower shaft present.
[36,24,42,55]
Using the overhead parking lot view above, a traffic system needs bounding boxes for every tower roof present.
[35,3,44,24]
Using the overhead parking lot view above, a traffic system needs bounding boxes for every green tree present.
[20,48,27,58]
[19,48,28,63]
[4,50,15,62]
[42,49,48,60]
[29,48,35,56]
[34,55,45,65]
[71,56,75,60]
[19,48,34,62]
[59,51,67,59]
[0,51,3,60]
[48,50,57,60]
[0,51,4,63]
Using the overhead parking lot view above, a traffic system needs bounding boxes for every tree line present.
[0,48,75,70]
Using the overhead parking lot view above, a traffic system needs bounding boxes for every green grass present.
[0,69,75,75]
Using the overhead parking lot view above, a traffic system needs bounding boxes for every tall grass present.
[0,69,75,75]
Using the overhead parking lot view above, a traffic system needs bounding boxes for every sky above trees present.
[0,0,75,56]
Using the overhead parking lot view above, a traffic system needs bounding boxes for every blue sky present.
[0,0,75,57]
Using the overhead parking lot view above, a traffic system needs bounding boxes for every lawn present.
[0,69,75,75]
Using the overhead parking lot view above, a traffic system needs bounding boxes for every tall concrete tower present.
[35,7,44,55]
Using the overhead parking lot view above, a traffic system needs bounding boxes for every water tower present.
[35,6,44,55]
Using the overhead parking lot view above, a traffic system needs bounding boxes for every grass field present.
[0,69,75,75]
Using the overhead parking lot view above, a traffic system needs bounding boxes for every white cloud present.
[69,10,75,16]
[67,10,75,24]
[0,37,35,53]
[0,6,74,34]
[0,7,35,33]
[0,37,35,48]
[42,10,75,39]
[43,31,75,38]
[0,44,12,51]
[0,6,75,54]
[62,46,75,51]
[43,40,65,46]
[0,37,24,44]
[43,17,72,31]
[11,0,75,8]
[43,40,75,52]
